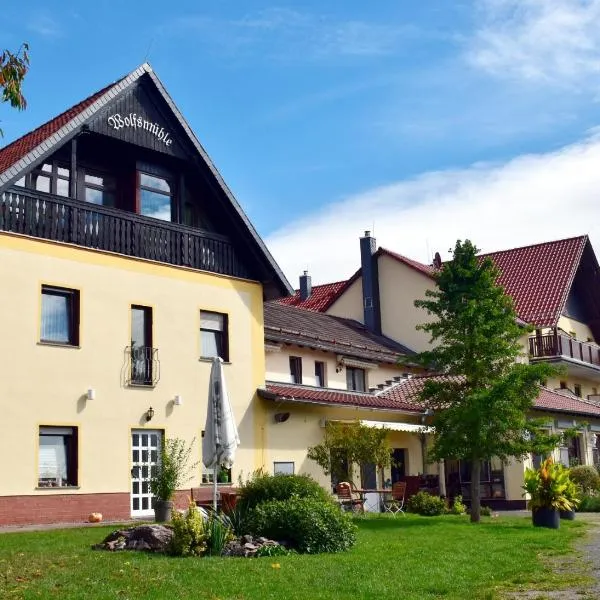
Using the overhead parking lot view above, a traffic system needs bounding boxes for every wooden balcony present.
[0,189,249,279]
[529,328,600,369]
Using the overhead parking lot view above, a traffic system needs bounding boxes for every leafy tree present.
[412,239,560,523]
[0,43,30,136]
[307,421,392,487]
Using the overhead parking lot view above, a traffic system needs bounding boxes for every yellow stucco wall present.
[558,315,595,342]
[0,233,266,497]
[261,400,427,488]
[377,255,433,353]
[265,345,407,390]
[326,277,364,323]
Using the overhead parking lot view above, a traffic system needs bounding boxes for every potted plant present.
[560,474,580,520]
[523,457,573,529]
[149,437,198,522]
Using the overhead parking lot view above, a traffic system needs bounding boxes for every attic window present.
[139,172,172,222]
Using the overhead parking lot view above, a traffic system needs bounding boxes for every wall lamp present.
[146,406,155,422]
[86,388,96,401]
[274,412,291,424]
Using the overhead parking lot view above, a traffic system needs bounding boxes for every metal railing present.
[126,346,160,386]
[0,189,249,279]
[529,329,600,368]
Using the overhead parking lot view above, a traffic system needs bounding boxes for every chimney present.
[360,231,381,334]
[299,270,312,301]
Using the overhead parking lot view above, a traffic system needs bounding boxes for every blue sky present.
[3,1,600,283]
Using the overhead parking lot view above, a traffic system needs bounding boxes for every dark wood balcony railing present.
[125,345,160,386]
[529,328,600,368]
[0,189,249,279]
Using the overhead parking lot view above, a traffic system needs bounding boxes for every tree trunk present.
[470,459,481,523]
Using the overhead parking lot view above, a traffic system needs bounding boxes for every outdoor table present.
[356,489,391,512]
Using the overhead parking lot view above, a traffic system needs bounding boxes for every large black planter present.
[532,507,560,529]
[560,509,575,521]
[154,500,174,522]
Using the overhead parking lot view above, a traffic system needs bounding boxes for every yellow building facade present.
[0,64,290,525]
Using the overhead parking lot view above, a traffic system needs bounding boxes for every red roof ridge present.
[479,235,588,258]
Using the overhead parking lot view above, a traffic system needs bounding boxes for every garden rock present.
[222,535,282,557]
[93,525,173,552]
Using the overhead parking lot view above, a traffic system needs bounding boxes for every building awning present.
[360,420,433,434]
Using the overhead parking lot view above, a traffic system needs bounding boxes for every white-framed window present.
[290,356,302,384]
[274,462,295,475]
[315,361,326,387]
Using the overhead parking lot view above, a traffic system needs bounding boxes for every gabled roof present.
[274,280,347,312]
[303,236,592,328]
[480,236,588,328]
[258,382,423,413]
[0,63,292,297]
[264,302,413,363]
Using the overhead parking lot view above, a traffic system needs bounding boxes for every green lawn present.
[0,515,588,600]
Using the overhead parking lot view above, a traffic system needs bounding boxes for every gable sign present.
[107,112,173,147]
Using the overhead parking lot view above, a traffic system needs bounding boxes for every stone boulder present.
[222,535,283,558]
[93,525,173,552]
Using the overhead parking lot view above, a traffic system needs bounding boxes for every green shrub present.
[450,495,466,515]
[577,494,600,512]
[480,506,492,517]
[223,503,251,536]
[169,502,207,556]
[569,465,600,494]
[237,472,332,511]
[254,544,294,558]
[246,496,357,554]
[407,492,447,516]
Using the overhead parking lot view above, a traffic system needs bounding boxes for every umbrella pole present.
[213,465,218,512]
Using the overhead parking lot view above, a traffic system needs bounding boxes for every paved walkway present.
[504,513,600,599]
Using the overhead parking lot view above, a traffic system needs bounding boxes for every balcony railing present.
[125,345,160,386]
[0,189,249,279]
[529,328,600,368]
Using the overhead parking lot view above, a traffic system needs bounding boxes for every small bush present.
[223,503,251,536]
[169,502,207,556]
[450,495,466,515]
[569,465,600,494]
[246,496,357,554]
[480,506,492,517]
[237,472,332,511]
[577,494,600,512]
[205,513,234,556]
[254,544,294,558]
[407,492,447,516]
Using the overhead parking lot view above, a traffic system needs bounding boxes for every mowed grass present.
[0,514,588,600]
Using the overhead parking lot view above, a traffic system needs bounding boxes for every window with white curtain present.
[38,426,78,487]
[200,311,228,361]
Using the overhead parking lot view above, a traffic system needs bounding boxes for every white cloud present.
[266,130,600,285]
[27,13,62,38]
[468,0,600,86]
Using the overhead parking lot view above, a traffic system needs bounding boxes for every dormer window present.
[32,162,70,197]
[83,171,116,207]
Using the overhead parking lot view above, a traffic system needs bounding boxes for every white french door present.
[131,429,161,517]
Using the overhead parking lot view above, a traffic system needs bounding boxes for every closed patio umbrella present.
[202,357,240,511]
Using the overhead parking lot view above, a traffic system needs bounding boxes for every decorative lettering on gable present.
[106,113,173,147]
[87,80,188,159]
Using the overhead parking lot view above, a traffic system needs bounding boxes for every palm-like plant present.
[523,457,573,511]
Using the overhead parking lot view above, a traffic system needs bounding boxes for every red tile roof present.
[379,248,435,277]
[259,382,423,413]
[274,280,347,312]
[480,236,588,328]
[261,375,600,419]
[0,80,121,174]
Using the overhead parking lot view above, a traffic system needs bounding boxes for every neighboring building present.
[0,64,291,525]
[273,233,600,508]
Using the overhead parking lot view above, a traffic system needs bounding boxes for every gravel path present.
[504,513,600,600]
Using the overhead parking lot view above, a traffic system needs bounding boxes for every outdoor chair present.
[336,481,364,513]
[383,481,406,516]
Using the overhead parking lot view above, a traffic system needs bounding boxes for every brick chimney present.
[299,270,312,301]
[360,231,381,334]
